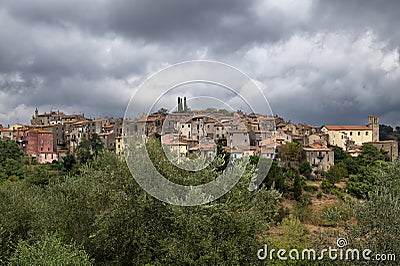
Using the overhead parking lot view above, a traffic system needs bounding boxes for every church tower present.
[368,115,379,142]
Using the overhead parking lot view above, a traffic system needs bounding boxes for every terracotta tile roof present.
[324,125,370,131]
[29,129,52,134]
[92,118,109,122]
[98,132,113,136]
[276,122,287,127]
[189,145,200,151]
[303,143,331,152]
[73,120,91,125]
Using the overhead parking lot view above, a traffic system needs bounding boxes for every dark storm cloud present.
[314,0,400,47]
[0,0,399,126]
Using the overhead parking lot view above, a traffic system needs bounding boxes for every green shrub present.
[321,205,351,226]
[321,178,333,193]
[9,234,92,266]
[303,185,318,192]
[326,163,348,185]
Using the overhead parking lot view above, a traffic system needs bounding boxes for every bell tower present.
[368,115,379,142]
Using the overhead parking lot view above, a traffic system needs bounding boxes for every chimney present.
[177,97,181,112]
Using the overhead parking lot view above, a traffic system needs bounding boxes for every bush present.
[299,161,312,179]
[321,204,351,226]
[303,185,318,193]
[346,161,400,260]
[293,173,303,201]
[326,163,348,185]
[267,214,309,257]
[9,234,92,266]
[321,178,333,193]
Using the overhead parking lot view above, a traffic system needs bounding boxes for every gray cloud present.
[0,0,399,127]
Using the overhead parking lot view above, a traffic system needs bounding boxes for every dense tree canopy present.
[0,145,282,265]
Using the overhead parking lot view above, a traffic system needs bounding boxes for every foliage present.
[331,145,350,163]
[357,143,389,165]
[316,191,323,199]
[326,163,348,185]
[0,140,24,182]
[76,139,92,164]
[89,134,103,156]
[346,161,400,265]
[321,178,333,193]
[0,148,282,265]
[303,185,318,192]
[293,173,303,201]
[24,165,58,186]
[346,161,391,199]
[76,134,104,163]
[62,153,77,173]
[249,154,260,165]
[9,234,92,266]
[299,160,312,179]
[280,142,303,163]
[262,160,286,191]
[321,204,351,226]
[379,124,393,141]
[0,225,16,265]
[156,108,169,116]
[266,215,309,265]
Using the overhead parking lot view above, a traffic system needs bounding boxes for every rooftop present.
[324,125,371,131]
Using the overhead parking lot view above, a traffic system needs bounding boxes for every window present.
[181,125,184,128]
[358,132,360,136]
[350,132,353,136]
[366,132,369,136]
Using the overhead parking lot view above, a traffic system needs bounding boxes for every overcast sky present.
[1,0,400,127]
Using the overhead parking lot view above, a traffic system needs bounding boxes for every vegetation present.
[9,234,92,266]
[326,163,347,185]
[0,137,399,265]
[0,138,282,265]
[280,142,302,165]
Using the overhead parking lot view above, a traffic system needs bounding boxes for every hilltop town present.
[0,97,398,174]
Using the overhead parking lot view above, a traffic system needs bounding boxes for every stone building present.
[370,140,398,161]
[303,143,334,173]
[321,115,379,151]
